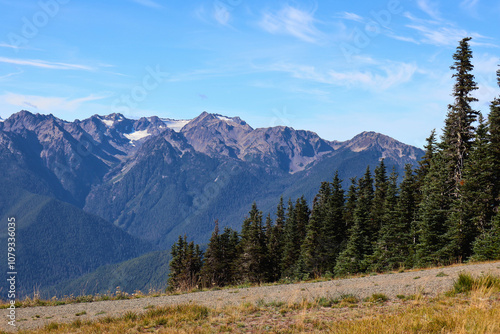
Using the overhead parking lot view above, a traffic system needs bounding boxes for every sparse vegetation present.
[452,272,500,295]
[14,273,500,333]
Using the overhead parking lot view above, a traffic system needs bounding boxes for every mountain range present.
[0,110,423,297]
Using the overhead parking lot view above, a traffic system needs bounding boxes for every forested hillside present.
[168,37,500,291]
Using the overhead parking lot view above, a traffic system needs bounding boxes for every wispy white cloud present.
[474,53,500,76]
[0,43,42,51]
[406,25,495,47]
[0,70,23,80]
[473,53,500,103]
[130,0,162,9]
[263,61,417,91]
[0,43,20,50]
[334,11,365,23]
[0,92,110,113]
[0,57,94,71]
[259,5,323,43]
[387,33,420,44]
[417,0,442,20]
[403,11,440,25]
[327,63,417,90]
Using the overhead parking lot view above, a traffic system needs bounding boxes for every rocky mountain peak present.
[345,131,420,161]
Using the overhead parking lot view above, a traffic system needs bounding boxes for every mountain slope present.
[46,250,172,298]
[0,181,152,297]
[0,110,424,251]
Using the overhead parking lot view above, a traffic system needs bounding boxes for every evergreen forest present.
[168,37,500,291]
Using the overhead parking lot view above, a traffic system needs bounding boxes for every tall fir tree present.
[298,182,331,277]
[446,115,494,260]
[334,217,366,276]
[281,199,297,277]
[168,235,203,291]
[344,177,358,232]
[356,166,375,260]
[371,159,389,241]
[440,38,482,261]
[441,37,479,197]
[168,235,187,291]
[322,172,346,273]
[264,213,275,280]
[488,67,500,212]
[238,202,268,283]
[472,210,500,261]
[201,222,240,287]
[335,167,373,274]
[294,196,311,245]
[267,197,286,281]
[281,197,310,278]
[221,227,241,284]
[471,66,500,262]
[368,167,416,271]
[415,150,453,266]
[416,130,437,195]
[200,221,222,287]
[416,38,479,266]
[398,164,419,265]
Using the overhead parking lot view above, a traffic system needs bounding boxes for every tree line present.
[167,37,500,291]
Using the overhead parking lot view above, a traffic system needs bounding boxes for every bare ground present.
[2,261,500,332]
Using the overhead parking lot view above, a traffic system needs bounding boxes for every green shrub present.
[453,273,475,294]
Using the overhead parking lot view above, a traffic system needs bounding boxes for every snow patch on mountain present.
[161,118,190,132]
[102,119,114,127]
[124,130,151,142]
[215,114,238,125]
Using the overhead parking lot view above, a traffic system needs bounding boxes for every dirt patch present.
[2,261,499,332]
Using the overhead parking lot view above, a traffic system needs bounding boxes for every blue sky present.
[0,0,499,147]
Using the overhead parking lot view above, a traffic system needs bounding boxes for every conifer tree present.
[335,168,373,274]
[398,165,419,263]
[334,218,365,276]
[356,166,375,260]
[446,116,493,260]
[488,66,500,212]
[281,197,310,277]
[415,150,452,266]
[168,235,187,291]
[200,221,222,287]
[371,159,388,242]
[368,167,416,271]
[238,202,267,283]
[220,227,240,284]
[344,177,358,232]
[264,213,275,280]
[281,199,297,277]
[441,37,479,197]
[472,211,500,261]
[201,222,240,287]
[168,235,203,291]
[322,172,346,273]
[416,130,437,194]
[294,196,311,244]
[298,182,330,277]
[416,38,479,266]
[267,197,286,281]
[470,66,500,262]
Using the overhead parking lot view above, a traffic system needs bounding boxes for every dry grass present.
[12,274,500,334]
[0,287,167,309]
[4,260,497,310]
